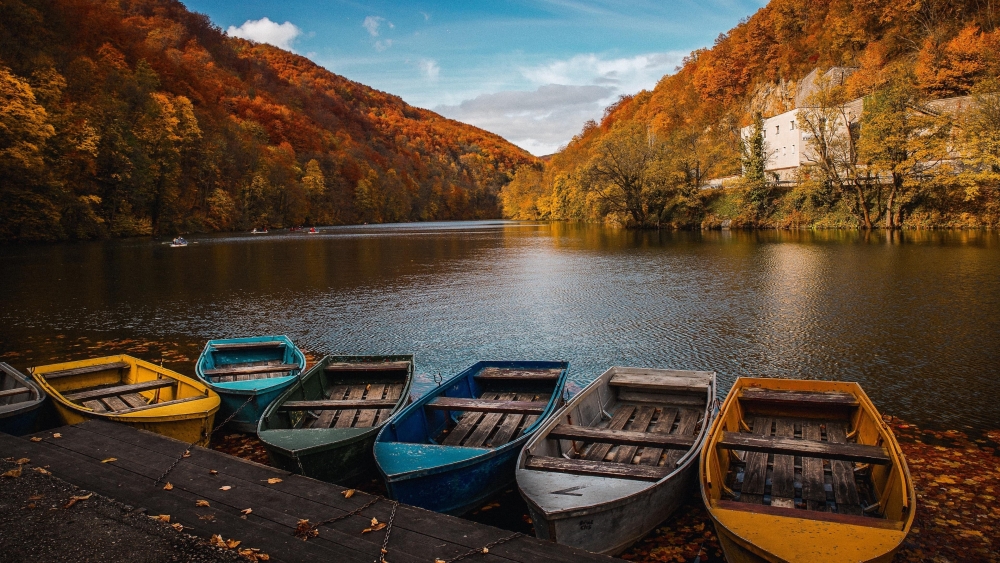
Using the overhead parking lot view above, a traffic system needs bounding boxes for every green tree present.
[739,112,773,224]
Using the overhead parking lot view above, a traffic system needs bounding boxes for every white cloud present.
[419,59,440,80]
[374,39,393,52]
[420,11,431,21]
[226,18,302,51]
[363,16,384,37]
[520,52,685,93]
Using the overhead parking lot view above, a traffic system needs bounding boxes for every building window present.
[791,121,795,131]
[776,125,780,135]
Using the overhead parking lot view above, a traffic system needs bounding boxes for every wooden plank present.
[0,387,30,398]
[119,393,148,408]
[203,363,299,376]
[740,417,772,504]
[769,419,796,508]
[801,421,827,511]
[42,361,129,379]
[608,373,710,394]
[718,432,890,465]
[64,379,175,401]
[333,385,367,428]
[739,388,859,408]
[425,397,547,415]
[325,361,410,372]
[82,400,107,412]
[487,393,529,447]
[519,393,548,429]
[280,399,398,411]
[353,384,385,428]
[639,407,678,466]
[550,422,696,450]
[583,404,635,462]
[474,368,561,381]
[310,384,348,429]
[525,455,669,481]
[613,406,656,463]
[440,393,496,446]
[463,393,516,448]
[827,422,863,515]
[101,396,130,412]
[664,408,701,468]
[113,395,206,414]
[210,341,285,350]
[714,500,903,530]
[374,383,404,426]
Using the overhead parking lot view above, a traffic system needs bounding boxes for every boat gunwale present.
[374,360,569,481]
[698,376,917,561]
[257,353,415,457]
[0,362,46,417]
[517,366,717,520]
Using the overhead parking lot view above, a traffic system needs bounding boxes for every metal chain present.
[155,393,256,485]
[310,495,381,530]
[437,532,522,563]
[376,501,398,563]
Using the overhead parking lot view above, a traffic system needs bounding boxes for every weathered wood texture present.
[827,422,863,515]
[608,373,710,394]
[2,421,614,563]
[41,361,130,379]
[64,379,175,402]
[0,387,31,399]
[740,417,772,504]
[426,398,547,415]
[474,368,562,381]
[719,432,891,464]
[210,341,285,350]
[203,363,299,377]
[280,399,398,411]
[548,424,696,449]
[800,421,827,511]
[739,388,858,408]
[325,362,411,372]
[524,455,669,481]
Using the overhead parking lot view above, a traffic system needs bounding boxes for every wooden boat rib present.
[700,377,916,563]
[0,362,46,436]
[257,354,414,485]
[374,361,568,515]
[30,355,219,445]
[195,335,306,432]
[517,367,716,555]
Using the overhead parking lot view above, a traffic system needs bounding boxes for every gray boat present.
[515,367,716,555]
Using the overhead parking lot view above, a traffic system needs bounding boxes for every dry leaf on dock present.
[219,485,232,491]
[342,489,355,498]
[163,482,174,490]
[101,458,117,463]
[195,500,210,507]
[29,437,42,442]
[63,493,92,509]
[265,478,282,484]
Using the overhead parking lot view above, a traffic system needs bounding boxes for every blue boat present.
[374,361,568,515]
[195,336,306,432]
[0,362,46,436]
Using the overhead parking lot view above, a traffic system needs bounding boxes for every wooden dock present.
[0,420,617,563]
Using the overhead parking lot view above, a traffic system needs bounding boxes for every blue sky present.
[182,0,767,155]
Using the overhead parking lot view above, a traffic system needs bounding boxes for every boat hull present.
[264,428,378,484]
[0,362,46,436]
[215,384,290,433]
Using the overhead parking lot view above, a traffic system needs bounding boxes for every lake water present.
[1,221,997,431]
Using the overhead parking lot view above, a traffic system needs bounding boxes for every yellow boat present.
[31,355,220,445]
[700,377,915,563]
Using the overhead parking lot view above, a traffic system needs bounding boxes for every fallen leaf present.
[2,467,22,479]
[209,534,227,548]
[14,458,29,465]
[220,485,232,491]
[342,489,355,499]
[293,519,318,540]
[362,519,387,534]
[171,523,184,531]
[33,467,51,475]
[64,493,93,509]
[52,433,61,439]
[482,547,489,554]
[152,514,170,522]
[182,450,191,458]
[209,469,218,475]
[195,500,210,507]
[101,457,117,463]
[225,539,241,549]
[241,508,252,515]
[266,478,282,485]
[370,517,379,526]
[163,482,174,490]
[29,437,42,442]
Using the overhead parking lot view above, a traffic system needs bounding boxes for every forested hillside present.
[502,0,1000,229]
[0,0,536,241]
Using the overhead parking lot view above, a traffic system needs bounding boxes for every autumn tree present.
[499,164,547,220]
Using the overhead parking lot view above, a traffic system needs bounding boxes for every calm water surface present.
[1,222,997,430]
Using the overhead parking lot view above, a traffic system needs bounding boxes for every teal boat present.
[374,361,568,515]
[195,336,306,432]
[257,355,413,485]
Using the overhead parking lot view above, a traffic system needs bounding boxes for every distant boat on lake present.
[258,354,414,485]
[374,360,567,514]
[195,336,306,432]
[251,228,268,234]
[308,227,318,234]
[170,236,188,247]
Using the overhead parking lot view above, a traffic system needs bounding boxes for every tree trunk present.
[853,182,873,230]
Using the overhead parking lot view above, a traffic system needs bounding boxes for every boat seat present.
[549,424,695,449]
[474,368,562,382]
[307,382,405,429]
[203,363,299,377]
[0,387,31,399]
[324,361,410,372]
[64,379,176,402]
[609,372,711,394]
[425,397,547,415]
[738,388,859,409]
[82,394,205,414]
[524,455,669,481]
[718,432,890,464]
[210,341,286,351]
[280,399,398,410]
[440,392,550,447]
[42,361,130,380]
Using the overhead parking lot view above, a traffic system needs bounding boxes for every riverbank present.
[211,416,1000,562]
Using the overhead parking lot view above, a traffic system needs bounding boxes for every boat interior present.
[276,359,411,430]
[709,383,909,529]
[203,341,300,383]
[523,369,711,481]
[1,363,40,407]
[423,367,560,448]
[36,360,200,414]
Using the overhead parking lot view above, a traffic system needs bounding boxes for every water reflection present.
[1,222,997,430]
